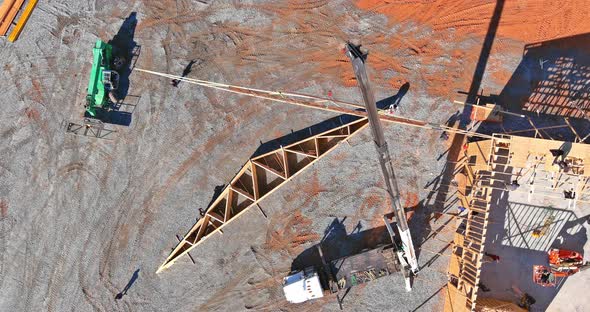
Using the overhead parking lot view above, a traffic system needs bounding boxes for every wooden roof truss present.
[157,118,369,273]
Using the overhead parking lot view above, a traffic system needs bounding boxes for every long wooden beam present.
[7,0,37,42]
[157,118,369,273]
[0,0,25,36]
[135,68,493,139]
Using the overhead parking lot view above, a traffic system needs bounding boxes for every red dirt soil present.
[265,209,321,255]
[352,0,590,98]
[356,0,590,43]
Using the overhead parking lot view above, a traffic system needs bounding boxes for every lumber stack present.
[0,0,37,42]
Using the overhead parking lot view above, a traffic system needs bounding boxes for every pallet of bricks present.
[0,0,38,42]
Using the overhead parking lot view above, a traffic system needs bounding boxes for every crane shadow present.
[290,217,390,274]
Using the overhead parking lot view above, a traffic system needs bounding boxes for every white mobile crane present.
[281,44,418,304]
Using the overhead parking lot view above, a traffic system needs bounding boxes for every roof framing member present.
[157,117,369,273]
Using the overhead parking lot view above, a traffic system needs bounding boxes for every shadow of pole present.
[466,0,505,105]
[411,284,447,312]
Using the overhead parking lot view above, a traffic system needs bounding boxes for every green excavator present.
[85,40,123,118]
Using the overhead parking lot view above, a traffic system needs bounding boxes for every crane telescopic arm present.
[345,43,419,277]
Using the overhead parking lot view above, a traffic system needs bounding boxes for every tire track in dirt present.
[357,0,590,43]
[43,142,114,311]
[197,265,256,311]
[93,116,227,295]
[72,145,120,309]
[133,120,239,256]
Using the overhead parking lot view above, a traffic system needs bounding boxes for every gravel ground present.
[1,1,587,311]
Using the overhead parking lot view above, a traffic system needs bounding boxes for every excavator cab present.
[85,40,120,118]
[102,70,119,91]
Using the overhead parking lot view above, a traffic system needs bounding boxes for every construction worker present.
[483,252,500,263]
[558,160,569,172]
[388,104,398,115]
[505,180,520,191]
[564,190,576,199]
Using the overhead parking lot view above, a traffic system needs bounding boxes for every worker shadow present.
[559,141,572,159]
[115,269,140,300]
[109,12,140,111]
[206,184,226,208]
[550,215,589,251]
[171,60,198,87]
[289,217,390,275]
[193,184,227,221]
[376,82,410,110]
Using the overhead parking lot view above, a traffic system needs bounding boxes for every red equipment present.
[548,248,583,272]
[533,249,586,287]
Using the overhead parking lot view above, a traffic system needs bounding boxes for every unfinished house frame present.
[157,118,369,273]
[445,134,590,311]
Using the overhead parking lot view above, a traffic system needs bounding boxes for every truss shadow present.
[500,33,590,119]
[251,115,362,159]
[473,33,590,141]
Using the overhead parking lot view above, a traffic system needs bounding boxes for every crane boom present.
[345,43,419,277]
